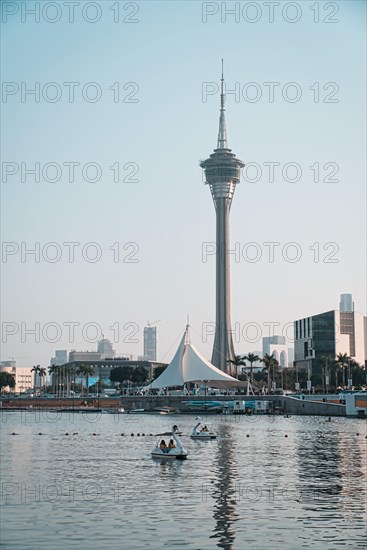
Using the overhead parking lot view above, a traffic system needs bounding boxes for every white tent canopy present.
[148,326,245,389]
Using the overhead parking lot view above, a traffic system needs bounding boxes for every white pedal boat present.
[151,431,188,460]
[190,417,217,440]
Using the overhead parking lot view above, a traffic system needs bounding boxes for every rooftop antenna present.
[217,58,228,149]
[221,57,224,107]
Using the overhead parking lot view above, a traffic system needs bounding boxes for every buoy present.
[131,433,134,436]
[356,433,359,436]
[38,433,42,435]
[92,433,97,436]
[137,433,140,436]
[11,432,17,435]
[65,433,69,436]
[285,434,288,438]
[121,433,124,436]
[142,433,145,436]
[246,434,250,437]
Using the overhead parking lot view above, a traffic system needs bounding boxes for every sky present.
[1,0,366,367]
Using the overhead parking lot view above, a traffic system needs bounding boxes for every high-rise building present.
[294,308,367,372]
[200,62,244,375]
[262,336,288,368]
[97,338,115,359]
[340,293,354,312]
[144,326,157,361]
[50,350,68,366]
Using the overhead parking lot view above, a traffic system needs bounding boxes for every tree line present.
[229,352,366,392]
[1,353,365,394]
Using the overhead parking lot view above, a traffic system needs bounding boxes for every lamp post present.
[72,367,75,409]
[342,361,347,388]
[97,365,102,409]
[202,380,208,417]
[307,364,311,394]
[347,359,352,389]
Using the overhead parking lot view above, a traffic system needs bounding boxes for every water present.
[1,411,366,549]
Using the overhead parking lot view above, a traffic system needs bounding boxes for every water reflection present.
[210,423,239,549]
[295,419,367,548]
[296,424,343,495]
[1,413,366,549]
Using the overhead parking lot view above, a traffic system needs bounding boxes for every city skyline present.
[1,1,366,367]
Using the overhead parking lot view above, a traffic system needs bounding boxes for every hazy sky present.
[1,0,366,367]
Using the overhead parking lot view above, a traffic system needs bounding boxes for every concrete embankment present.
[278,396,345,416]
[0,395,346,416]
[118,395,346,417]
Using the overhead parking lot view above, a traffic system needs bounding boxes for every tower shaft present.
[212,197,235,373]
[200,61,244,375]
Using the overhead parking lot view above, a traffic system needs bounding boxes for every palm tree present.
[63,365,75,397]
[336,353,349,388]
[76,365,86,395]
[83,365,95,396]
[76,365,95,396]
[243,353,260,383]
[349,359,365,387]
[324,355,338,391]
[227,355,246,378]
[261,353,279,392]
[39,367,47,392]
[48,364,58,394]
[31,365,40,390]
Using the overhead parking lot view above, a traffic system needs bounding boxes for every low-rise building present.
[55,358,167,388]
[0,361,33,393]
[68,351,102,362]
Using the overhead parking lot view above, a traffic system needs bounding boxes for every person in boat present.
[168,439,176,449]
[201,425,209,432]
[160,439,169,453]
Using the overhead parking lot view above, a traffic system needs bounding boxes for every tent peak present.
[147,325,245,389]
[185,322,191,344]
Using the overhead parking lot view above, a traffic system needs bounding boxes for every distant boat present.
[106,407,125,414]
[155,406,179,415]
[190,417,217,440]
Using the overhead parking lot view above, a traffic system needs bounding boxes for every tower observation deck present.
[200,62,245,375]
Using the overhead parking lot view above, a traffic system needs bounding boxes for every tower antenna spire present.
[221,58,224,100]
[217,58,228,149]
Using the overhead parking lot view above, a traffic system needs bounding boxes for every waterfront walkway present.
[0,394,346,416]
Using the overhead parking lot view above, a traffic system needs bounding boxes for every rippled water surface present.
[1,411,366,549]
